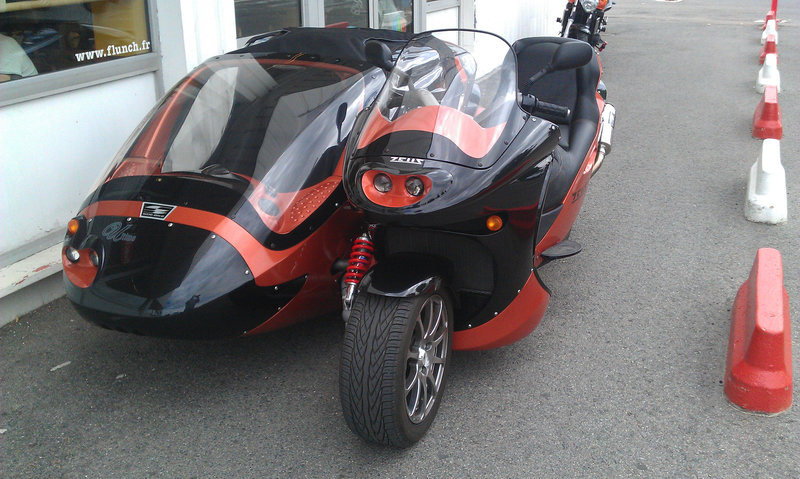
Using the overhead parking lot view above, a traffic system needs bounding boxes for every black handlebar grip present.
[535,99,572,124]
[522,94,571,124]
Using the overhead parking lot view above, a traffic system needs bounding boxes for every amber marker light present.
[67,218,80,236]
[486,215,503,232]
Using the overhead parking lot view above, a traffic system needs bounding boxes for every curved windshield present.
[94,53,375,236]
[360,30,520,164]
[102,54,367,190]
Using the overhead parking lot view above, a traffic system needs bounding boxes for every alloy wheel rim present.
[405,295,448,424]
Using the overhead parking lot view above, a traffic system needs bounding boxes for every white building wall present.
[0,74,158,258]
[0,73,158,324]
[0,0,238,263]
[0,0,237,324]
[475,0,563,41]
[157,0,237,92]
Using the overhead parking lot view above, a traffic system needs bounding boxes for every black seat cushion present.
[513,37,601,211]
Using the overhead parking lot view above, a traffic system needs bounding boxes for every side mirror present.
[550,41,593,72]
[525,40,593,92]
[365,40,394,72]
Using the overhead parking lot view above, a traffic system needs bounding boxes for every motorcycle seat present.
[513,37,601,211]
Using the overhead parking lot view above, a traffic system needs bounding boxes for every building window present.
[234,0,301,39]
[323,0,368,28]
[377,0,412,31]
[0,0,151,83]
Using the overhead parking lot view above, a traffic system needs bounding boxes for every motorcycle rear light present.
[405,177,425,196]
[67,218,80,236]
[65,247,80,263]
[373,173,393,193]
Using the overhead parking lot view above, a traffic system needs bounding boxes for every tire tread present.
[339,293,423,447]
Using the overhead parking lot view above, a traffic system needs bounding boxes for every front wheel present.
[572,29,590,43]
[339,291,453,447]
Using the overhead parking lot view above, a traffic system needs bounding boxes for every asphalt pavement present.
[2,1,799,477]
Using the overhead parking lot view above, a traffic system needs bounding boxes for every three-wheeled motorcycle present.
[62,27,412,338]
[62,26,616,448]
[339,30,615,446]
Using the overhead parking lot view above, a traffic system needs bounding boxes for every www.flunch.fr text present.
[75,40,152,62]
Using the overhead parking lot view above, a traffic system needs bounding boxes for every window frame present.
[0,0,160,108]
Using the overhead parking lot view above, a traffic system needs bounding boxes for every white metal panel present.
[158,0,237,92]
[426,6,459,34]
[0,74,158,258]
[475,0,562,42]
[179,0,238,69]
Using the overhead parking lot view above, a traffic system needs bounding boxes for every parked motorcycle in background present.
[558,0,612,51]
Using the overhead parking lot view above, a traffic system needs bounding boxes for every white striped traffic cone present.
[745,139,787,224]
[756,53,780,94]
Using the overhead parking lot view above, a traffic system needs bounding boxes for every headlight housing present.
[360,169,435,208]
[405,177,425,197]
[373,173,393,193]
[580,0,599,11]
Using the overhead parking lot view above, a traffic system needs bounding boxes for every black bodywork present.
[345,116,558,330]
[64,27,413,338]
[342,31,564,330]
[343,31,597,332]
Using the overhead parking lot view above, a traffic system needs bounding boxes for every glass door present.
[234,0,302,38]
[421,0,473,45]
[324,0,369,27]
[375,0,413,31]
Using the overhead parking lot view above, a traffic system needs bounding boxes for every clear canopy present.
[101,54,369,192]
[95,53,373,235]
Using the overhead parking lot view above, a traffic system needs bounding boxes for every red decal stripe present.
[81,201,303,286]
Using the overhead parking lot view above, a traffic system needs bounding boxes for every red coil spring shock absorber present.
[344,235,374,286]
[342,229,375,316]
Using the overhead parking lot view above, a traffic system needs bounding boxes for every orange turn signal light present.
[486,215,503,232]
[67,218,80,236]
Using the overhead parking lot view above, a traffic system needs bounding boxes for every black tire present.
[339,291,453,447]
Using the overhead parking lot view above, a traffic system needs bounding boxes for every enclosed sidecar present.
[62,27,411,338]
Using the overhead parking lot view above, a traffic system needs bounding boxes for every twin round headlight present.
[373,173,425,197]
[373,173,392,193]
